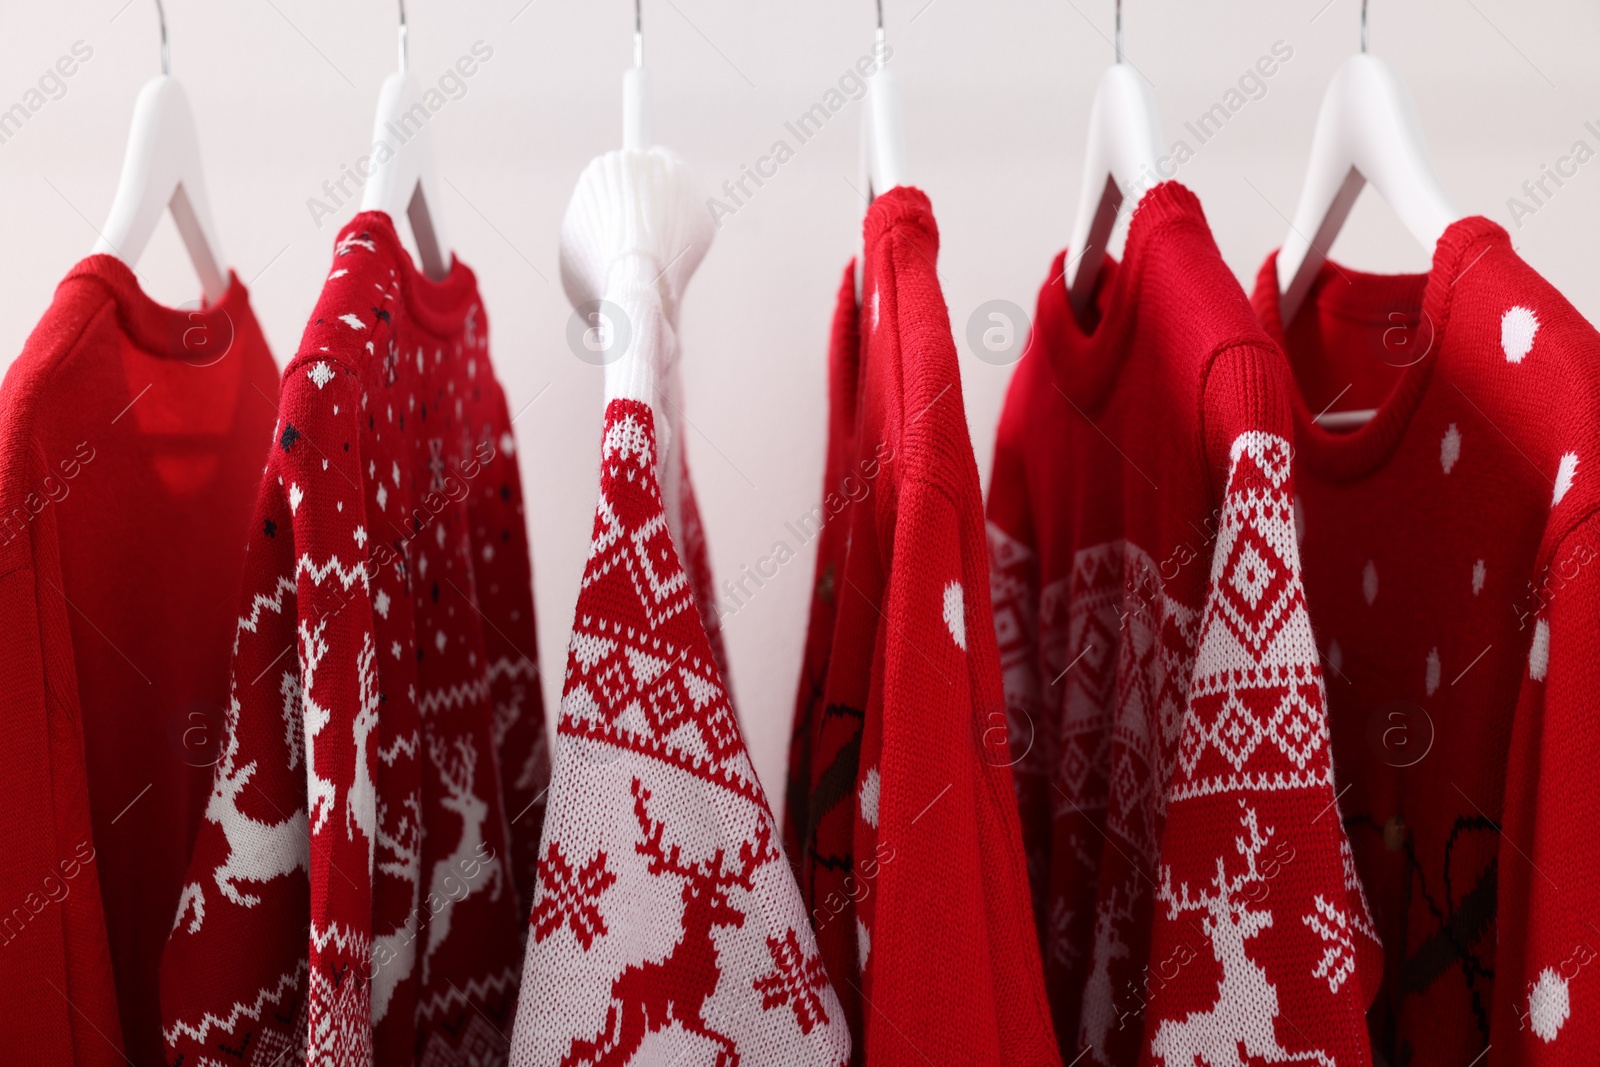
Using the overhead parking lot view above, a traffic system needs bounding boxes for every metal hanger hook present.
[1115,0,1123,64]
[1360,0,1369,53]
[398,0,409,72]
[154,0,170,75]
[634,0,643,69]
[875,0,885,51]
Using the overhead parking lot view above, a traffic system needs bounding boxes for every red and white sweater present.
[790,187,1060,1065]
[985,183,1378,1066]
[510,147,850,1066]
[161,213,549,1066]
[1251,217,1600,1066]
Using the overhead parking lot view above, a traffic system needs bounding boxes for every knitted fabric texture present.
[782,262,861,875]
[985,182,1378,1067]
[1251,218,1600,1066]
[161,213,549,1067]
[790,187,1060,1065]
[0,257,278,1066]
[510,147,850,1066]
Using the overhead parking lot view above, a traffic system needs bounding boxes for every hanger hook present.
[153,0,170,75]
[1360,0,1368,53]
[1115,0,1123,64]
[875,0,885,51]
[634,0,643,69]
[397,0,409,72]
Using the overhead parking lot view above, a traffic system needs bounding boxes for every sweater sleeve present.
[1139,429,1380,1067]
[1491,516,1600,1062]
[160,463,313,1062]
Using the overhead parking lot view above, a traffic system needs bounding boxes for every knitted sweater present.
[161,213,549,1066]
[0,257,277,1066]
[985,183,1378,1067]
[783,262,862,878]
[1251,217,1600,1066]
[791,187,1059,1065]
[510,147,850,1066]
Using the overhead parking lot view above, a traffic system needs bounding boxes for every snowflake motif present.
[1302,894,1359,993]
[753,928,831,1035]
[308,361,335,389]
[529,842,615,949]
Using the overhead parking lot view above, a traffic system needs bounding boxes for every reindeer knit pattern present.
[509,397,851,1067]
[787,187,1061,1065]
[1251,221,1600,1066]
[161,212,550,1067]
[985,183,1379,1067]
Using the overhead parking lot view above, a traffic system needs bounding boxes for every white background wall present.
[4,0,1597,802]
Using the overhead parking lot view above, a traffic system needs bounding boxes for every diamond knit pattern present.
[509,399,849,1067]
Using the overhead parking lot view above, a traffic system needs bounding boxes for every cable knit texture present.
[1251,218,1600,1067]
[985,183,1379,1067]
[509,148,849,1067]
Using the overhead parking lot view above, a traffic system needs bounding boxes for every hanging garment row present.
[0,0,1595,1066]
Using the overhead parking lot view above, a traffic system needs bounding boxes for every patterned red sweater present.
[512,146,850,1065]
[985,183,1379,1066]
[1251,218,1600,1065]
[0,257,277,1066]
[783,261,862,878]
[161,213,549,1066]
[791,187,1059,1065]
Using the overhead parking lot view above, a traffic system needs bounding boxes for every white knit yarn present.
[560,147,713,536]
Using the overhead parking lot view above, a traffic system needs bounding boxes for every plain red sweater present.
[986,183,1379,1066]
[161,213,549,1066]
[792,187,1059,1065]
[1252,218,1600,1066]
[0,256,278,1066]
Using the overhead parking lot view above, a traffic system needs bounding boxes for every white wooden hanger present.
[93,0,228,304]
[1064,0,1164,325]
[1277,0,1460,332]
[855,0,908,299]
[360,0,453,281]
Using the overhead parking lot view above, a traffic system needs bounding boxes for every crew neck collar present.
[65,254,249,360]
[1035,181,1213,411]
[337,211,477,338]
[1252,215,1507,481]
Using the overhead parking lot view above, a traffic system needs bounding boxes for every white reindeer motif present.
[301,619,337,834]
[422,735,503,983]
[1148,803,1333,1067]
[372,791,422,1023]
[173,689,310,934]
[347,633,380,872]
[1079,883,1136,1063]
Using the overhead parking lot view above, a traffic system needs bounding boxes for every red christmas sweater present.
[512,146,850,1065]
[791,187,1059,1065]
[985,183,1379,1066]
[0,257,277,1066]
[1250,217,1600,1065]
[161,213,550,1066]
[783,261,862,877]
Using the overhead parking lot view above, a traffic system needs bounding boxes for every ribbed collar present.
[336,210,478,339]
[1252,215,1508,481]
[63,254,249,358]
[1032,181,1215,412]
